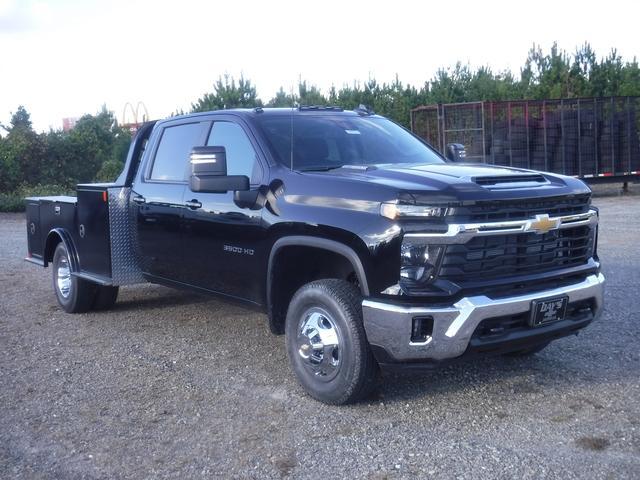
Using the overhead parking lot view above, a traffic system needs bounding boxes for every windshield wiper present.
[298,165,345,172]
[299,164,380,172]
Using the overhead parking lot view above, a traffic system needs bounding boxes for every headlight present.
[400,241,443,283]
[380,203,446,220]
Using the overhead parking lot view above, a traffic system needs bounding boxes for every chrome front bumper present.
[362,273,605,362]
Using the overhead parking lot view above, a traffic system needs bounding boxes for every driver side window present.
[207,122,261,184]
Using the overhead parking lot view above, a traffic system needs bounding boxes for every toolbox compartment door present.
[76,186,112,278]
[26,196,77,263]
[25,200,43,259]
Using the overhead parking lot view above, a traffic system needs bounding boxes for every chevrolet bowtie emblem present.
[527,214,560,234]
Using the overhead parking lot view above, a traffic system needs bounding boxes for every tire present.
[285,279,378,405]
[52,242,96,313]
[92,285,119,311]
[503,341,550,357]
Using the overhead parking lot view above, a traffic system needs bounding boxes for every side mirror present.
[189,146,249,193]
[445,143,466,162]
[190,146,227,175]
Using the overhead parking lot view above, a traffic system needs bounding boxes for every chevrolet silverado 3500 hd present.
[24,106,604,404]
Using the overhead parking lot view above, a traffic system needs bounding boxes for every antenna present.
[290,83,295,171]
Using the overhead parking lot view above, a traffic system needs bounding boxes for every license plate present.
[529,296,568,327]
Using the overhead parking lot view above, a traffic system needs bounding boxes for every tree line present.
[192,43,640,127]
[0,107,131,201]
[1,42,639,209]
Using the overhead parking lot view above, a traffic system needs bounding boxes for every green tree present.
[95,125,132,182]
[0,106,47,190]
[40,107,131,186]
[619,58,640,96]
[10,105,33,130]
[67,108,131,183]
[266,82,330,108]
[297,81,328,106]
[267,87,296,107]
[191,74,262,111]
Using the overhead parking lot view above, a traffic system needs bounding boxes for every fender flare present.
[268,236,370,297]
[266,235,370,334]
[44,228,79,272]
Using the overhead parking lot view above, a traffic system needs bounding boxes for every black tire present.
[52,242,96,313]
[503,341,550,357]
[92,285,119,310]
[285,279,378,405]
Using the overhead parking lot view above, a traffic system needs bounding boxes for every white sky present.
[1,0,638,132]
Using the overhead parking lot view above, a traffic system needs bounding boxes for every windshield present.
[254,114,444,171]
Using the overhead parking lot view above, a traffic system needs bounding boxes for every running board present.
[72,271,113,286]
[24,256,45,267]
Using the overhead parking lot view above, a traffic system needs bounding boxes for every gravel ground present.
[1,196,639,479]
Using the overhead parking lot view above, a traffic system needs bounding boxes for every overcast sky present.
[1,0,638,132]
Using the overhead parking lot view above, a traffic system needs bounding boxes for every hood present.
[299,162,591,204]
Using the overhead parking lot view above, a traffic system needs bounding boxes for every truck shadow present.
[108,284,255,317]
[372,347,621,404]
[112,292,211,312]
[102,285,631,407]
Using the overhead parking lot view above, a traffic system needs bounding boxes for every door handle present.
[132,195,146,204]
[185,199,202,210]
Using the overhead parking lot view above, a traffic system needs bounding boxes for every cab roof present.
[161,106,378,125]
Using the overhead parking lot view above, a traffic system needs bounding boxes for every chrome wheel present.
[56,255,71,298]
[297,307,341,380]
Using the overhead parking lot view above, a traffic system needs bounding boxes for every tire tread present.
[52,243,96,314]
[92,286,119,311]
[286,279,378,405]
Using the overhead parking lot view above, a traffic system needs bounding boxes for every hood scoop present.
[473,173,547,186]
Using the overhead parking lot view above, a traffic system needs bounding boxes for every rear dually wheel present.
[52,242,96,313]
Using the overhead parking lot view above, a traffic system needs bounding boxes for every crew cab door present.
[133,119,210,282]
[181,118,267,303]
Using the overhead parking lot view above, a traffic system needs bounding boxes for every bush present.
[95,158,124,182]
[0,184,74,213]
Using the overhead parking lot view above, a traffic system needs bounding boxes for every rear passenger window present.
[150,122,208,181]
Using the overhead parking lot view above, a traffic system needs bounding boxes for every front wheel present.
[285,279,378,405]
[52,243,96,313]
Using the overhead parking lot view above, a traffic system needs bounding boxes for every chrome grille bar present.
[404,209,598,244]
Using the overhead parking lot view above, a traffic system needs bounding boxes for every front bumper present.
[362,273,605,364]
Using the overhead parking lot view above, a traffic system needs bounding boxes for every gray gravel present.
[1,196,639,479]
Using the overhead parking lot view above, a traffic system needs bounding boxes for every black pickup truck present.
[24,106,605,404]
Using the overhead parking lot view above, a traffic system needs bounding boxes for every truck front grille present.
[451,193,591,222]
[439,225,594,282]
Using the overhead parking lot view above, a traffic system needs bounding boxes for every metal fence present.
[411,97,640,181]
